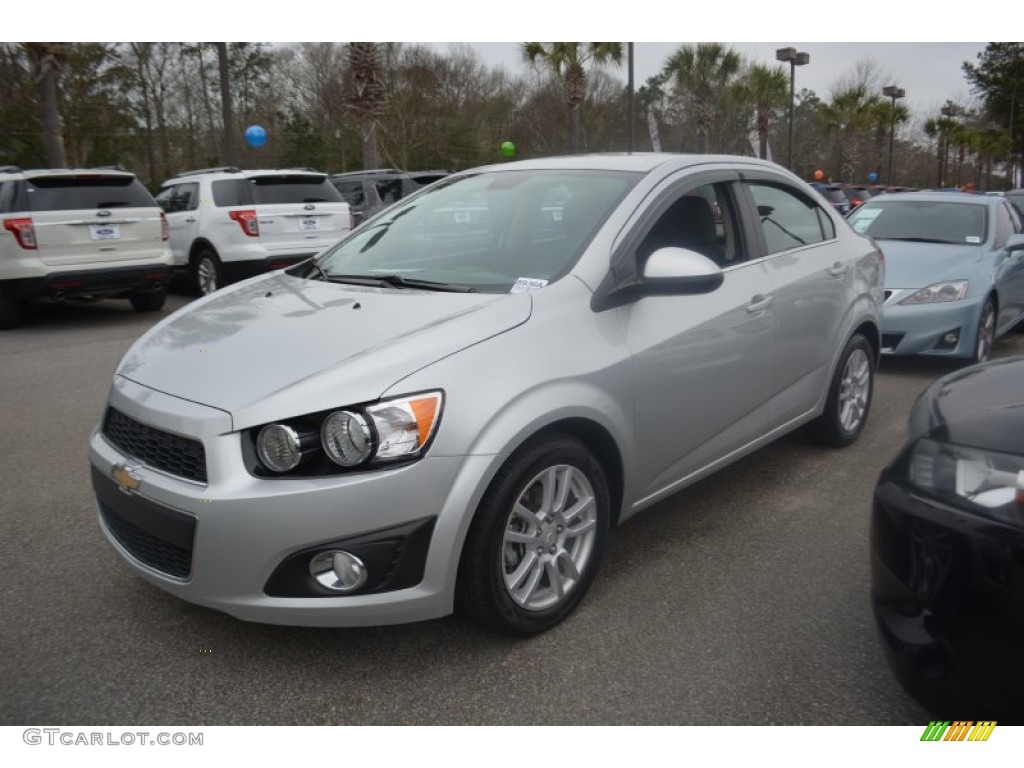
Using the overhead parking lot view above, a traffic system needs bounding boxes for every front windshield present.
[315,169,639,292]
[848,199,989,245]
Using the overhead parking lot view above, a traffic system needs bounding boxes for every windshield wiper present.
[323,273,477,292]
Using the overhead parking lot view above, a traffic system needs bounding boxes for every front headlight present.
[899,280,969,305]
[907,437,1024,523]
[247,390,444,477]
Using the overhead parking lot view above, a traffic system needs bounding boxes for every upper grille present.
[102,407,207,483]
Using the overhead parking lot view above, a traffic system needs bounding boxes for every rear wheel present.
[807,333,874,447]
[193,250,222,296]
[129,289,167,312]
[456,434,610,636]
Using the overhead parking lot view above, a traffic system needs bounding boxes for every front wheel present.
[807,333,874,447]
[970,298,996,365]
[456,434,610,636]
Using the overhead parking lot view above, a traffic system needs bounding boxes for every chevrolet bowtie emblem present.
[111,463,142,494]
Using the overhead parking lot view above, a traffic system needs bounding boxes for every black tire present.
[456,434,610,636]
[970,298,996,364]
[806,333,874,447]
[0,294,22,330]
[193,249,222,296]
[129,289,167,312]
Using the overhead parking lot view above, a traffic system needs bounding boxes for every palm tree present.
[820,83,880,182]
[521,42,624,154]
[870,99,909,182]
[662,43,742,153]
[343,42,387,169]
[924,116,958,186]
[737,63,788,160]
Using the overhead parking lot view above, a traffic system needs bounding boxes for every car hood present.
[877,241,985,288]
[117,273,532,427]
[908,355,1024,454]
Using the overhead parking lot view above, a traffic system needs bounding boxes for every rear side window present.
[212,179,254,207]
[333,181,365,206]
[748,183,832,255]
[0,182,12,214]
[25,176,155,211]
[249,175,343,204]
[375,179,404,204]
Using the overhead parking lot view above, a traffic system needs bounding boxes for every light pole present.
[776,47,809,170]
[882,85,905,185]
[940,103,959,186]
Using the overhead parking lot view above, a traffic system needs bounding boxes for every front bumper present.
[89,376,496,627]
[871,469,1024,722]
[880,293,985,358]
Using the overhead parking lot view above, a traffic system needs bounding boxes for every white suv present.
[155,167,352,294]
[0,167,173,329]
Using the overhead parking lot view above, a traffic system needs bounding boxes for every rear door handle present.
[746,294,773,313]
[185,217,196,223]
[829,262,848,277]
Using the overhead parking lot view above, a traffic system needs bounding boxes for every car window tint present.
[0,182,11,214]
[249,175,343,204]
[174,182,199,212]
[638,182,740,267]
[25,176,155,211]
[748,182,829,254]
[212,179,254,207]
[334,182,365,207]
[154,186,174,212]
[375,179,404,204]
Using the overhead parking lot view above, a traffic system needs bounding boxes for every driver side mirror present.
[641,247,724,294]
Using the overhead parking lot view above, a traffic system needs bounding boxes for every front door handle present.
[746,294,773,313]
[185,217,197,223]
[829,262,849,277]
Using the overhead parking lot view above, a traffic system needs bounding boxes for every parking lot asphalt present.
[2,292,1021,725]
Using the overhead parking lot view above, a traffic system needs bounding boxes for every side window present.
[335,182,365,207]
[637,182,742,268]
[375,179,403,205]
[172,182,199,212]
[994,203,1015,248]
[748,182,831,255]
[154,186,174,213]
[212,179,253,207]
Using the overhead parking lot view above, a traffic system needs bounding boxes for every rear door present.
[27,173,164,267]
[248,174,351,257]
[155,182,200,266]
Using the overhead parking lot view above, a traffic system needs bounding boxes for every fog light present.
[309,550,368,593]
[943,332,959,345]
[934,329,960,350]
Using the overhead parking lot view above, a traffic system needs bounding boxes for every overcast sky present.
[17,0,999,125]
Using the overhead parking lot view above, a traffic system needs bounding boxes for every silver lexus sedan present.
[89,154,884,635]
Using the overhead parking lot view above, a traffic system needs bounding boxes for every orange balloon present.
[813,169,825,181]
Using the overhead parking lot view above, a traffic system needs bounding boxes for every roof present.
[0,168,136,180]
[466,152,795,177]
[869,190,1000,205]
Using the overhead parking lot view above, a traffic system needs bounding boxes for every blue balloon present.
[245,125,267,149]
[868,171,878,184]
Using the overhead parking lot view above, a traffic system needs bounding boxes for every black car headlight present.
[246,391,443,477]
[907,437,1024,524]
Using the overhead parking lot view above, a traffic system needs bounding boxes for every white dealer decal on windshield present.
[511,277,549,293]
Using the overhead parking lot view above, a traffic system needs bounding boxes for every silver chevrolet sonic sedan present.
[89,154,884,635]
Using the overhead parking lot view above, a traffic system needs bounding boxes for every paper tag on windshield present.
[966,236,981,244]
[511,277,549,293]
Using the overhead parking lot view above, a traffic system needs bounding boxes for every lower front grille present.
[99,500,195,579]
[102,407,207,483]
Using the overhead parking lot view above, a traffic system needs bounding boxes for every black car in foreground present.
[872,356,1024,722]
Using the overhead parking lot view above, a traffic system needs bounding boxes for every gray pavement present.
[2,291,1020,725]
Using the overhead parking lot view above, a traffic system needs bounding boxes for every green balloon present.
[500,141,516,158]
